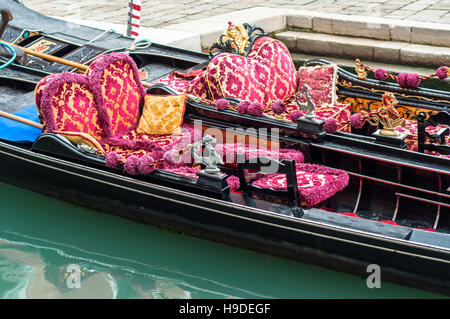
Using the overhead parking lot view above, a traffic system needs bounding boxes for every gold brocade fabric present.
[137,94,187,135]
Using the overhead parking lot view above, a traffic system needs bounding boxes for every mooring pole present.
[127,0,141,38]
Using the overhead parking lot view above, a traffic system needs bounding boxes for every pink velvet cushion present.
[251,163,349,206]
[102,124,196,174]
[86,52,146,137]
[298,64,338,107]
[205,36,298,106]
[35,73,61,115]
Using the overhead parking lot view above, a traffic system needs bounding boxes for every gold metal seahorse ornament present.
[221,21,250,55]
[355,59,367,80]
[364,92,404,136]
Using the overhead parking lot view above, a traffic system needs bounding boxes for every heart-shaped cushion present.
[205,37,299,106]
[38,72,107,142]
[85,52,146,138]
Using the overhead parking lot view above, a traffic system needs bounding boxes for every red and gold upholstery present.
[205,36,298,106]
[150,68,208,99]
[85,52,146,137]
[251,163,349,207]
[162,166,201,179]
[268,100,352,133]
[137,94,187,135]
[35,53,195,174]
[298,64,338,107]
[150,37,351,132]
[294,64,352,132]
[150,37,298,106]
[36,73,107,145]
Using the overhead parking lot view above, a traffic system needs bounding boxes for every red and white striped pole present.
[127,0,141,38]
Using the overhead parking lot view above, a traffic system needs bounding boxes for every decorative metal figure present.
[209,22,265,58]
[295,84,317,119]
[364,92,404,136]
[355,58,367,80]
[191,134,224,174]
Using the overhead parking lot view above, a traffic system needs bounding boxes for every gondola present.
[0,0,449,296]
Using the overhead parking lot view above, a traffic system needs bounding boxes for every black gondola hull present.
[1,141,449,295]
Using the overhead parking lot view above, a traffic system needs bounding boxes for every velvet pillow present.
[298,64,338,107]
[137,94,187,135]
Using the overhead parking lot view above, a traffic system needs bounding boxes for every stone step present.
[286,10,450,47]
[276,31,450,67]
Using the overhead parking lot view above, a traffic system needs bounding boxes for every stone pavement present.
[21,0,450,28]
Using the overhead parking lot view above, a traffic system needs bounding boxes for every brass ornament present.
[221,21,249,56]
[355,59,367,80]
[363,92,404,136]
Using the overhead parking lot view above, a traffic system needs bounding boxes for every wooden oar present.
[0,40,156,88]
[0,109,43,129]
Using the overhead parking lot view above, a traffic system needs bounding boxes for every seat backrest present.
[86,52,146,137]
[205,36,298,106]
[37,73,107,142]
[237,154,299,205]
[298,64,338,107]
[417,111,450,155]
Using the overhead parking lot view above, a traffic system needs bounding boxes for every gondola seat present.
[152,36,299,104]
[237,155,349,207]
[278,64,352,132]
[251,163,349,207]
[204,36,299,106]
[35,53,194,175]
[151,37,351,132]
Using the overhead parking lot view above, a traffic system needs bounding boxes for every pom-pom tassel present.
[124,156,139,175]
[105,151,122,168]
[138,155,156,175]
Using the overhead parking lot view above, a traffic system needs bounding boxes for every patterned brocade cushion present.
[37,73,106,142]
[251,163,349,207]
[205,37,298,106]
[85,52,146,138]
[137,94,187,135]
[35,73,60,117]
[298,64,338,107]
[273,101,352,133]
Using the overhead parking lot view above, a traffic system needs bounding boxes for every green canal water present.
[0,182,445,299]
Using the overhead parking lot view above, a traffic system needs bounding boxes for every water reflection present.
[0,182,444,299]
